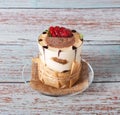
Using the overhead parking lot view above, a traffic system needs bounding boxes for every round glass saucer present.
[22,59,94,97]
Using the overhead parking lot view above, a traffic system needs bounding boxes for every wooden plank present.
[0,0,120,8]
[83,45,120,82]
[0,9,120,41]
[0,83,120,114]
[0,44,120,82]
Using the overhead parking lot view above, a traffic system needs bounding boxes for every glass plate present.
[22,59,94,97]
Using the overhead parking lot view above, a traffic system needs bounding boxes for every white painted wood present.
[0,83,120,114]
[0,6,120,114]
[0,44,120,82]
[0,9,120,41]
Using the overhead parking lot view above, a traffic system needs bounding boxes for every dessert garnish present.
[49,26,73,37]
[80,34,83,41]
[46,26,75,48]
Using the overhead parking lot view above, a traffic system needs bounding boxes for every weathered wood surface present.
[0,9,120,41]
[0,3,120,114]
[0,9,119,82]
[0,83,120,114]
[0,0,120,8]
[0,43,120,82]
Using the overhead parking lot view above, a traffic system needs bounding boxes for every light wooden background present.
[0,0,120,114]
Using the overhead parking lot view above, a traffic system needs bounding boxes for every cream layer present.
[38,32,83,72]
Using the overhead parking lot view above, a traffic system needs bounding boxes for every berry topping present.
[49,26,73,37]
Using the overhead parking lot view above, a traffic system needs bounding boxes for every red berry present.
[49,26,73,37]
[49,26,54,32]
[55,26,60,31]
[54,26,60,37]
[52,32,56,37]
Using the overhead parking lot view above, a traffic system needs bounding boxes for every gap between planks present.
[0,81,120,84]
[0,7,120,9]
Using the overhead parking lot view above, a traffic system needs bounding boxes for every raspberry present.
[49,26,73,37]
[54,26,60,37]
[49,26,54,33]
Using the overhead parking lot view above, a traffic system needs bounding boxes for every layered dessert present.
[38,26,83,88]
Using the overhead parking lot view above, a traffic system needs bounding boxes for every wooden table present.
[0,1,120,114]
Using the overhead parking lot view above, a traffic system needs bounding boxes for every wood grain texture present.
[0,6,120,114]
[0,83,120,114]
[0,43,120,82]
[0,8,119,82]
[0,9,120,42]
[0,42,120,82]
[0,0,120,8]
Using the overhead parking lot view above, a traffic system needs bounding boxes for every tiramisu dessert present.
[37,26,83,88]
